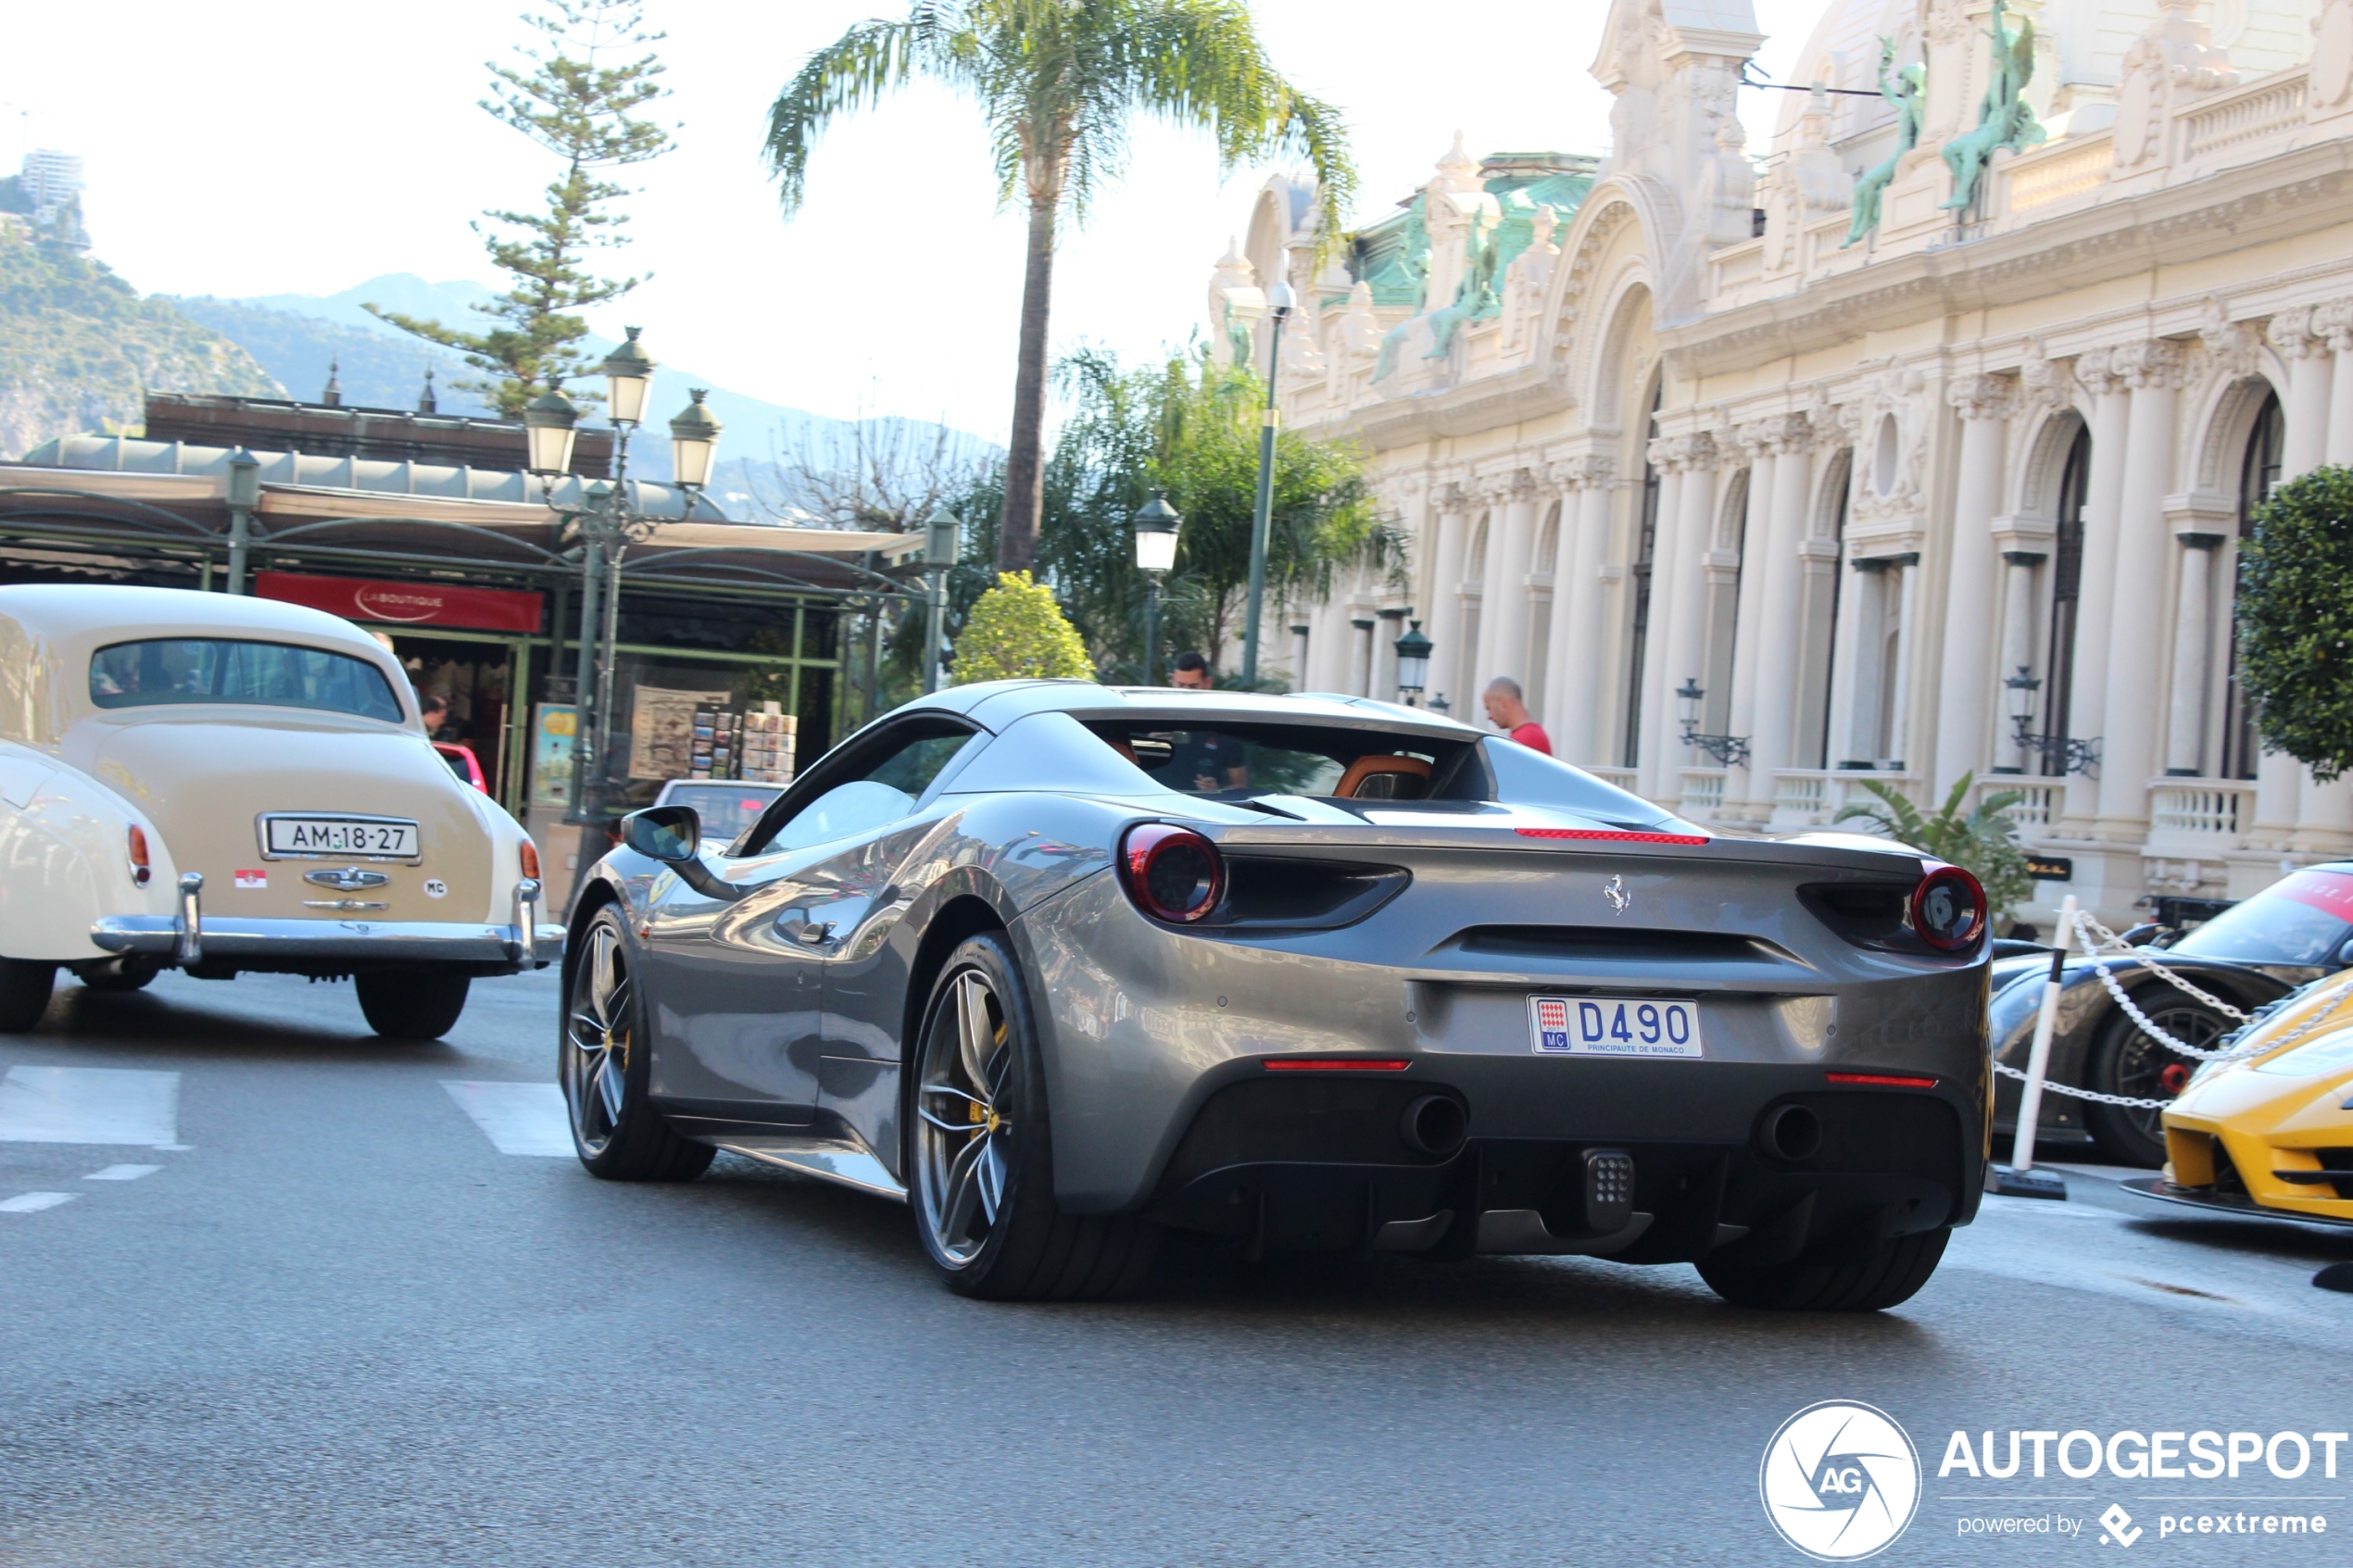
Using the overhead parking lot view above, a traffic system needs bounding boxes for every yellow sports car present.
[2126,981,2353,1227]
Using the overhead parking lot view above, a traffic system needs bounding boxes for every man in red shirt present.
[1483,676,1553,754]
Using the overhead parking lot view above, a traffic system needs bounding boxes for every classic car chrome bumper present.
[91,914,566,967]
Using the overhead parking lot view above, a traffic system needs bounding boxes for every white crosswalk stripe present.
[0,1192,77,1213]
[442,1080,573,1157]
[83,1164,160,1182]
[0,1066,180,1147]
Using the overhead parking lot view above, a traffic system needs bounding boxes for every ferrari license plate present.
[1529,996,1703,1059]
[261,814,420,859]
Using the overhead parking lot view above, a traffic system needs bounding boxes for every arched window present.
[1624,383,1664,766]
[2221,391,2285,779]
[1460,514,1489,704]
[2040,425,2093,777]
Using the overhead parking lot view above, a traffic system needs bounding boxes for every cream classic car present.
[0,584,560,1037]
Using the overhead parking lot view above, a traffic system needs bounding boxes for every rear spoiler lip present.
[1184,820,1926,873]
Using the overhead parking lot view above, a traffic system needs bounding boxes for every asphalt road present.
[3,967,2351,1567]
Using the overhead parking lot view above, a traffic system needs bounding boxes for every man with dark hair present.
[1157,652,1246,789]
[1483,676,1552,754]
[418,693,450,740]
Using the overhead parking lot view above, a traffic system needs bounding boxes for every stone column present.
[1746,418,1816,793]
[1347,612,1376,697]
[1421,483,1469,710]
[1548,455,1614,765]
[2062,349,2133,826]
[1932,377,2012,796]
[1723,424,1779,814]
[2164,533,2223,775]
[1996,548,2046,773]
[1638,445,1688,777]
[1374,607,1405,703]
[2273,307,2332,480]
[1289,622,1312,686]
[1478,471,1540,699]
[2324,299,2353,465]
[2095,339,2184,832]
[1647,432,1719,799]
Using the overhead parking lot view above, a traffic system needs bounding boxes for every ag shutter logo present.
[1761,1400,1922,1561]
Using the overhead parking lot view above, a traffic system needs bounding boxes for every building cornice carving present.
[2110,337,2187,390]
[2269,305,2322,358]
[1945,373,2015,421]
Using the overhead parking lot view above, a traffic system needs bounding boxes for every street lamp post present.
[1674,676,1752,767]
[1393,619,1432,706]
[1131,489,1181,684]
[1240,280,1294,687]
[923,508,960,694]
[523,338,723,833]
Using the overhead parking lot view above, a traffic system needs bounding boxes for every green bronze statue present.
[1942,0,2045,212]
[1844,38,1926,248]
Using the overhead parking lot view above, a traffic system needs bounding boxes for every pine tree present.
[370,0,673,416]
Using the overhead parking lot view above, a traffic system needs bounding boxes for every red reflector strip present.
[1826,1072,1940,1089]
[1515,828,1712,846]
[1264,1059,1412,1073]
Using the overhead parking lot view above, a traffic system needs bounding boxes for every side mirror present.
[622,805,699,863]
[2118,922,2165,947]
[2335,936,2353,967]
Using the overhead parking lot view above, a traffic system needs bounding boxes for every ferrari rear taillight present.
[1119,823,1224,923]
[126,825,151,887]
[519,839,541,881]
[1912,863,1986,952]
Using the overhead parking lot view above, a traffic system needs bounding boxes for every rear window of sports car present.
[1080,720,1474,800]
[90,638,406,723]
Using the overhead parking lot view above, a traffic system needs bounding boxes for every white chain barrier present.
[1997,904,2353,1119]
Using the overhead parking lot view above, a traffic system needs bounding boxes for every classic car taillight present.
[519,839,541,881]
[1912,863,1986,952]
[1119,823,1224,924]
[126,825,151,887]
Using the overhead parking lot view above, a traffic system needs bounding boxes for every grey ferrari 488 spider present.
[560,682,1991,1311]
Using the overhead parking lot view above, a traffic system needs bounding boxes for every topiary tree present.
[2234,465,2353,780]
[950,571,1093,684]
[1834,772,2034,928]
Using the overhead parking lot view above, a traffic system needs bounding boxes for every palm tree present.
[763,0,1355,574]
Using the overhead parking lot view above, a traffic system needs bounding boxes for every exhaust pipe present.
[1399,1094,1468,1157]
[1756,1102,1823,1163]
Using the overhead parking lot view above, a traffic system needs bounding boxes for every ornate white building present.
[1210,0,2353,926]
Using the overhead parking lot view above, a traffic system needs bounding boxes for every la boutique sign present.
[256,571,544,633]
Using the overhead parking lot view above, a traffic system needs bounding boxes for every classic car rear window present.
[90,638,405,723]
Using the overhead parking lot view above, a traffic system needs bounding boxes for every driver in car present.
[1164,652,1249,791]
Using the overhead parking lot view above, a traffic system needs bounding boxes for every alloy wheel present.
[2115,1003,2222,1141]
[915,969,1015,1267]
[565,922,632,1155]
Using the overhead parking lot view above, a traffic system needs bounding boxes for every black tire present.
[354,970,472,1040]
[0,959,56,1033]
[909,933,1158,1301]
[1697,1226,1950,1311]
[2083,997,2223,1168]
[79,963,157,993]
[560,910,712,1182]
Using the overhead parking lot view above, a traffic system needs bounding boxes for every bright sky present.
[3,1,1821,444]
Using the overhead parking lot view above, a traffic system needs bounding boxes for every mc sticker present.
[422,878,448,899]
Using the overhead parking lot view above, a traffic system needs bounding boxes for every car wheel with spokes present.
[2085,997,2224,1168]
[562,909,712,1182]
[910,933,1156,1300]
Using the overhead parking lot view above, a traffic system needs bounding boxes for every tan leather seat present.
[1333,754,1432,798]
